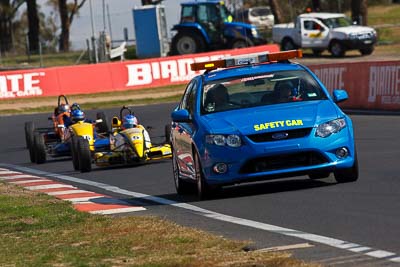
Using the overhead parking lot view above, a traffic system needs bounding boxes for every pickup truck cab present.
[272,13,377,57]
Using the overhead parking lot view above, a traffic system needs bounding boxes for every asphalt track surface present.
[1,103,400,267]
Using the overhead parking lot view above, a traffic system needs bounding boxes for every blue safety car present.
[170,50,358,199]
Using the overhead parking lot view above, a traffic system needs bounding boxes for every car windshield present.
[201,70,328,114]
[250,7,271,16]
[320,16,353,28]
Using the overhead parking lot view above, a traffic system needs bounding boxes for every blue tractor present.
[169,0,266,55]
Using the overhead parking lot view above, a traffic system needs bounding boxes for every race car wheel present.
[173,152,193,195]
[330,40,345,57]
[96,112,109,134]
[164,124,171,144]
[334,153,359,183]
[71,135,79,170]
[77,137,92,173]
[24,121,35,149]
[33,132,46,164]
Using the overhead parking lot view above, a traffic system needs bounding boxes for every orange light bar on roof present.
[190,50,303,72]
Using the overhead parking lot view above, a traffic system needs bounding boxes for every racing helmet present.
[71,109,85,122]
[122,114,138,129]
[59,104,70,113]
[71,103,81,111]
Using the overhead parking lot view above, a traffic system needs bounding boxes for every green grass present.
[0,182,319,267]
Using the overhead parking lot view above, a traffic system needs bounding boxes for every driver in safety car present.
[274,80,303,103]
[113,114,152,151]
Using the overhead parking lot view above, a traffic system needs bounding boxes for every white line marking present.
[365,250,396,258]
[256,243,313,252]
[1,164,398,262]
[47,190,92,196]
[89,207,146,214]
[0,174,38,180]
[10,179,51,184]
[63,196,105,203]
[390,257,400,263]
[0,170,20,175]
[24,184,76,190]
[349,246,371,252]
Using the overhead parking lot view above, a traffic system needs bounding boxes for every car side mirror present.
[332,89,348,103]
[171,109,191,123]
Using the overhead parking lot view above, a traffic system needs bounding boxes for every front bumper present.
[200,128,355,186]
[342,36,377,50]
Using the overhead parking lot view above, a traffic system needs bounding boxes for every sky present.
[36,0,183,50]
[32,0,244,50]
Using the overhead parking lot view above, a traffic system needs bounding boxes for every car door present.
[172,79,198,179]
[300,18,329,48]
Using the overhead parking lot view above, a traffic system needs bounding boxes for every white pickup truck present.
[272,13,377,57]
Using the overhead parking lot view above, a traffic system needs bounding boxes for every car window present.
[201,70,328,114]
[321,16,352,28]
[180,79,197,115]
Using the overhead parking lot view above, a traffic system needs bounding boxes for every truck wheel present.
[312,49,324,56]
[359,46,374,55]
[170,32,205,55]
[334,153,359,183]
[24,121,35,149]
[77,137,92,173]
[33,132,46,164]
[71,135,79,170]
[231,38,253,49]
[330,40,345,57]
[96,112,109,134]
[281,38,296,51]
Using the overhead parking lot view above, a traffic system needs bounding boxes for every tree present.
[351,0,368,25]
[269,0,283,24]
[0,0,24,52]
[26,0,39,52]
[48,0,86,52]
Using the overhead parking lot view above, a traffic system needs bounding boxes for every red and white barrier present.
[1,44,399,111]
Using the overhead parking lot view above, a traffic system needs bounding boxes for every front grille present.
[239,151,328,174]
[247,128,312,143]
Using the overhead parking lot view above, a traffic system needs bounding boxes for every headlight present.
[206,134,242,147]
[348,33,357,39]
[251,28,258,37]
[315,118,346,138]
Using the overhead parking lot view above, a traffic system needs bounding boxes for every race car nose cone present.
[335,147,349,159]
[213,163,228,174]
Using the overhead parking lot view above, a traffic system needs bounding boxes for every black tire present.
[71,135,79,170]
[170,31,205,55]
[330,40,345,57]
[334,153,359,183]
[33,132,46,164]
[359,46,374,55]
[281,38,297,51]
[77,137,92,173]
[173,152,193,195]
[164,124,171,144]
[24,121,35,149]
[231,38,254,49]
[312,49,324,56]
[96,112,109,134]
[194,150,219,200]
